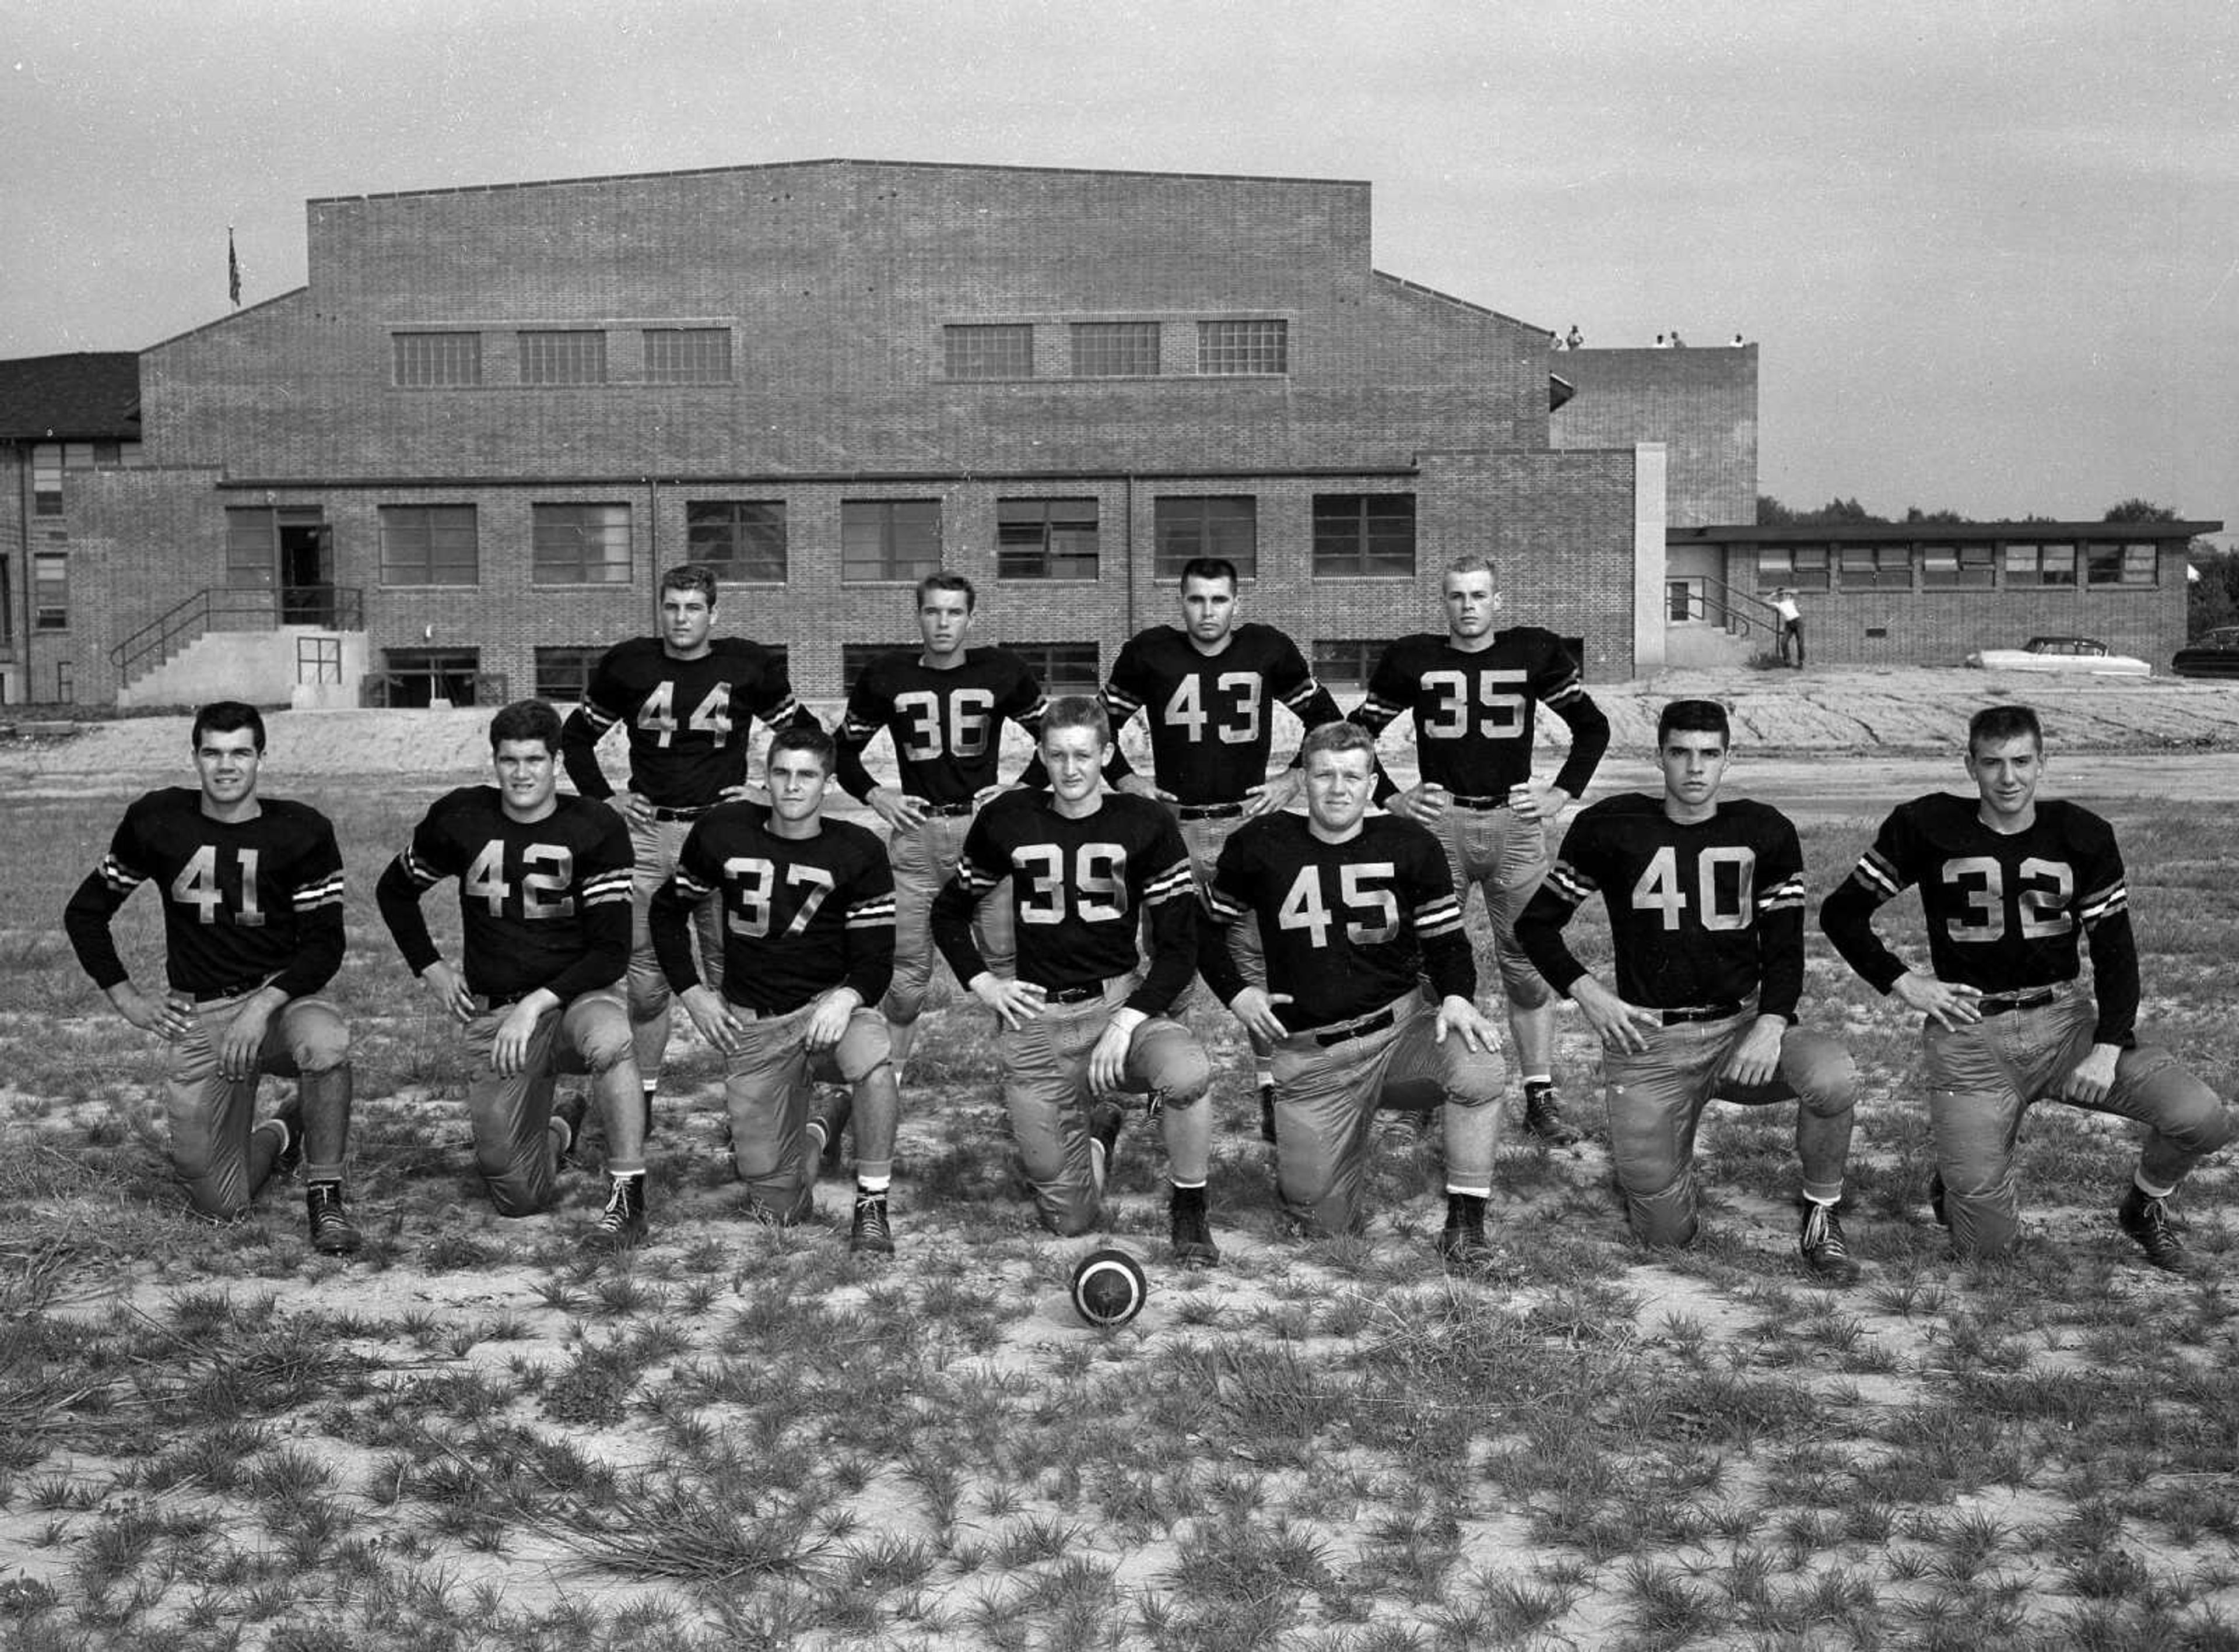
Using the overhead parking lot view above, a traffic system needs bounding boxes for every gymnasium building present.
[0,159,2212,709]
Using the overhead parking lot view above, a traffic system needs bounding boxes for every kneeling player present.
[377,701,650,1245]
[1517,700,1862,1284]
[1821,704,2231,1270]
[63,701,360,1253]
[1202,720,1506,1264]
[931,696,1217,1262]
[650,725,902,1252]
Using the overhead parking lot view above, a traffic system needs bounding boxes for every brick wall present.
[1550,346,1756,528]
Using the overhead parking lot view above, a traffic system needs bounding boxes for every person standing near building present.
[377,700,651,1245]
[1068,556,1343,1145]
[1200,720,1506,1266]
[1770,586,1805,668]
[1515,699,1862,1284]
[650,724,902,1253]
[63,701,361,1253]
[835,572,1046,1072]
[560,564,815,1133]
[931,696,1218,1263]
[1349,553,1611,1148]
[1820,704,2232,1270]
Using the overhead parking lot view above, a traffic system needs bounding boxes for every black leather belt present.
[650,804,713,822]
[1031,983,1106,1005]
[1978,988,2059,1018]
[1177,802,1247,820]
[914,800,976,817]
[1660,1001,1746,1025]
[472,988,540,1010]
[193,980,270,1004]
[1309,1006,1398,1047]
[1447,793,1511,810]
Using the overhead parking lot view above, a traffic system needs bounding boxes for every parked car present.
[2171,628,2239,679]
[1963,636,2151,676]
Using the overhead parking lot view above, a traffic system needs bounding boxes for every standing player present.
[1821,704,2231,1270]
[1200,721,1506,1264]
[931,696,1217,1261]
[560,564,815,1130]
[836,572,1045,1070]
[377,700,650,1245]
[63,701,360,1253]
[1078,557,1343,1141]
[1349,553,1611,1147]
[1515,700,1862,1284]
[650,725,902,1252]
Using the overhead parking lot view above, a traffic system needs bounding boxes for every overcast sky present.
[6,0,2233,544]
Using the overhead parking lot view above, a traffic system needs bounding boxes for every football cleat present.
[2118,1187,2191,1273]
[1258,1082,1278,1145]
[807,1088,853,1177]
[304,1183,362,1256]
[552,1092,588,1172]
[589,1173,648,1250]
[1437,1193,1497,1272]
[850,1189,895,1257]
[1799,1201,1861,1287]
[262,1097,304,1179]
[1522,1082,1582,1148]
[1169,1186,1220,1269]
[1089,1102,1125,1182]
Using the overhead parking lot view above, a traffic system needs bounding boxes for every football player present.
[63,701,360,1253]
[931,695,1217,1261]
[1822,703,2232,1270]
[1050,557,1342,1143]
[377,700,650,1245]
[1349,554,1611,1147]
[560,564,816,1130]
[649,725,902,1252]
[835,572,1045,1070]
[1201,720,1505,1265]
[1515,699,1862,1284]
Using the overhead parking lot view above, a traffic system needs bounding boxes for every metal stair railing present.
[1671,575,1784,641]
[110,586,363,684]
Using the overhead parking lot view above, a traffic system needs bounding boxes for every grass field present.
[3,778,2237,1650]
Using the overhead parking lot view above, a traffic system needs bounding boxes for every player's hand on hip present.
[971,782,1015,810]
[869,787,929,831]
[1433,994,1501,1053]
[2061,1042,2121,1108]
[1087,1014,1139,1096]
[1721,1015,1786,1088]
[1227,987,1293,1043]
[1571,976,1660,1053]
[1892,972,1981,1029]
[803,988,859,1052]
[617,792,657,829]
[110,982,191,1043]
[1117,774,1174,803]
[973,973,1045,1031]
[1508,781,1571,824]
[680,985,745,1056]
[492,1001,545,1078]
[420,962,475,1024]
[1392,783,1448,824]
[1245,771,1303,818]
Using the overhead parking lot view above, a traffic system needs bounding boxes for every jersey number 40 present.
[1631,845,1756,932]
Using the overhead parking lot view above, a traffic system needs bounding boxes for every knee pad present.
[289,1008,352,1073]
[1151,1044,1213,1110]
[1797,1052,1861,1119]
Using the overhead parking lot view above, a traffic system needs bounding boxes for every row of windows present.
[944,319,1288,380]
[263,493,1418,588]
[28,440,145,515]
[393,328,734,388]
[1757,542,2161,593]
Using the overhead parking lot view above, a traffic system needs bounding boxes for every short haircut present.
[489,698,564,754]
[191,701,267,753]
[1040,694,1111,746]
[1443,553,1497,584]
[1968,704,2043,755]
[1657,698,1731,746]
[1180,557,1238,591]
[1299,720,1378,766]
[917,571,977,613]
[660,564,719,607]
[767,722,837,774]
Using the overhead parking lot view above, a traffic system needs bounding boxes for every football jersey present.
[1202,813,1475,1031]
[561,635,809,808]
[931,789,1198,1016]
[653,804,897,1014]
[1820,792,2139,1045]
[1350,626,1609,798]
[1099,623,1341,804]
[376,788,634,1002]
[63,788,346,999]
[1518,794,1809,1020]
[834,646,1047,805]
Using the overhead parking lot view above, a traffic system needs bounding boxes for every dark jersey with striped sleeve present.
[1200,811,1475,1032]
[1819,793,2139,1046]
[1349,625,1609,799]
[834,646,1048,806]
[1516,795,1809,1020]
[560,635,810,809]
[62,789,346,1000]
[374,789,634,1003]
[929,789,1198,1017]
[648,804,896,1015]
[1099,622,1342,804]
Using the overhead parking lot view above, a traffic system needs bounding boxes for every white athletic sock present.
[2135,1173,2176,1200]
[858,1173,892,1194]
